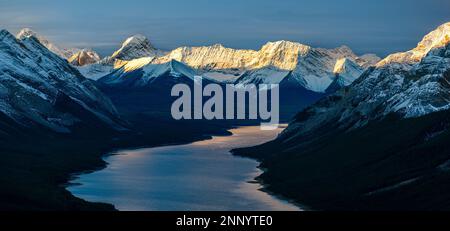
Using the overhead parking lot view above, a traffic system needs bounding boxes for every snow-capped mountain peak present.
[16,28,80,59]
[154,40,313,71]
[330,45,355,57]
[122,34,149,47]
[0,29,125,134]
[377,22,450,67]
[68,49,101,66]
[155,43,257,70]
[110,34,160,61]
[255,40,311,70]
[79,34,163,79]
[16,28,37,39]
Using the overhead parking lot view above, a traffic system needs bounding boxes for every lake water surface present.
[67,126,300,211]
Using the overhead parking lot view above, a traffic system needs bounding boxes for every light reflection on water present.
[67,126,300,211]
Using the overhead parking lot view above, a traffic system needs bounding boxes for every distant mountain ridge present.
[10,28,383,123]
[68,49,101,66]
[14,28,379,92]
[79,34,379,93]
[62,32,379,122]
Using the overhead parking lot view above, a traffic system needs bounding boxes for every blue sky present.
[1,0,449,57]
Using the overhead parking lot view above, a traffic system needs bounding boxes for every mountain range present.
[63,32,378,121]
[1,21,450,210]
[18,27,377,90]
[233,22,450,210]
[81,37,379,93]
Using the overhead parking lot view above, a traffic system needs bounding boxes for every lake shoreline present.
[0,118,236,210]
[61,129,234,211]
[67,125,300,211]
[230,149,307,211]
[254,167,308,211]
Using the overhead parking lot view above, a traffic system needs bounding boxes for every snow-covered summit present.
[0,29,125,133]
[377,22,450,67]
[77,34,164,79]
[155,43,257,70]
[16,28,80,59]
[68,49,101,66]
[16,28,36,39]
[110,34,161,61]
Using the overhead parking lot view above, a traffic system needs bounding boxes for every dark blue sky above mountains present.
[1,0,449,57]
